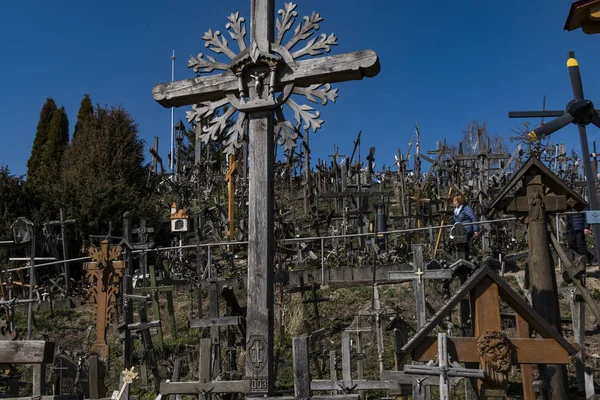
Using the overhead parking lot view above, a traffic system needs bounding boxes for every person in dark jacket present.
[566,202,591,265]
[452,194,480,257]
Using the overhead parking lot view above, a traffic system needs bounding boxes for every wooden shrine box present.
[170,202,190,233]
[564,0,600,34]
[11,216,34,244]
[401,266,577,399]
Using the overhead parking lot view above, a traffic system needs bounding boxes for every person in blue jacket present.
[452,194,480,257]
[566,202,591,266]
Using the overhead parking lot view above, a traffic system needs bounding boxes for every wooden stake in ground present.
[152,1,380,394]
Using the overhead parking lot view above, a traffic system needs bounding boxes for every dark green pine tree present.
[27,98,57,184]
[60,104,156,237]
[39,106,69,184]
[73,94,93,140]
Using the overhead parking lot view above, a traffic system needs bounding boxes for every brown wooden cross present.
[84,240,125,360]
[152,1,379,394]
[402,266,577,400]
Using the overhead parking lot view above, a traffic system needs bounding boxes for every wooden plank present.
[379,371,441,386]
[7,397,83,400]
[0,341,54,363]
[311,379,402,391]
[293,336,311,399]
[413,337,571,364]
[473,276,501,336]
[190,316,242,328]
[152,50,380,107]
[160,380,250,394]
[516,314,536,400]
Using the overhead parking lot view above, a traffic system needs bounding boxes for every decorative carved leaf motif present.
[226,12,247,51]
[186,98,230,124]
[275,2,298,45]
[293,84,338,105]
[222,112,247,155]
[284,12,323,51]
[291,33,337,59]
[203,29,236,59]
[276,119,299,152]
[201,106,237,144]
[188,53,229,74]
[286,98,323,132]
[186,3,341,154]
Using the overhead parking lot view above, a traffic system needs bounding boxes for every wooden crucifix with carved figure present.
[152,0,379,395]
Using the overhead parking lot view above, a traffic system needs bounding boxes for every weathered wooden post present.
[47,208,76,294]
[152,1,379,394]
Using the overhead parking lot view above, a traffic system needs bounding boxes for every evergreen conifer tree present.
[73,94,93,140]
[27,98,57,183]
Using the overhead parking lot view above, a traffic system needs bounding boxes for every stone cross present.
[152,1,379,394]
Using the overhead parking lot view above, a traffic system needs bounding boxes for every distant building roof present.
[564,0,600,34]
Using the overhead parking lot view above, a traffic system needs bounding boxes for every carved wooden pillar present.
[525,174,567,399]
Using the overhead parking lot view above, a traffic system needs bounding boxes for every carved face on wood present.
[476,329,513,386]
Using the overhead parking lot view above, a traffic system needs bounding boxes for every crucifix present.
[226,153,239,241]
[387,244,452,329]
[152,0,379,394]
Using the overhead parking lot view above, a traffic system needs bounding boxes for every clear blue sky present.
[2,0,599,177]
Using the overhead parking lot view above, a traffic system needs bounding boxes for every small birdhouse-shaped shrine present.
[11,217,34,244]
[170,202,190,233]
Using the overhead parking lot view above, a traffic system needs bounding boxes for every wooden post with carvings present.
[152,1,380,394]
[84,240,125,360]
[488,156,589,398]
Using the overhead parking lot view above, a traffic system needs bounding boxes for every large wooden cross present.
[152,1,379,395]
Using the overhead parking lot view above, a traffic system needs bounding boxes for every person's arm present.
[466,206,480,234]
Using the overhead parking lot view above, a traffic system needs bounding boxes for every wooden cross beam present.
[387,244,452,329]
[404,333,484,400]
[152,2,379,394]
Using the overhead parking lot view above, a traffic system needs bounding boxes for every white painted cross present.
[152,0,379,395]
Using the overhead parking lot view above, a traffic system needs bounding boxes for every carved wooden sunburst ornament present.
[185,3,340,155]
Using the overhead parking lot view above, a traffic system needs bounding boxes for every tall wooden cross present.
[226,154,238,241]
[152,1,379,394]
[387,244,452,329]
